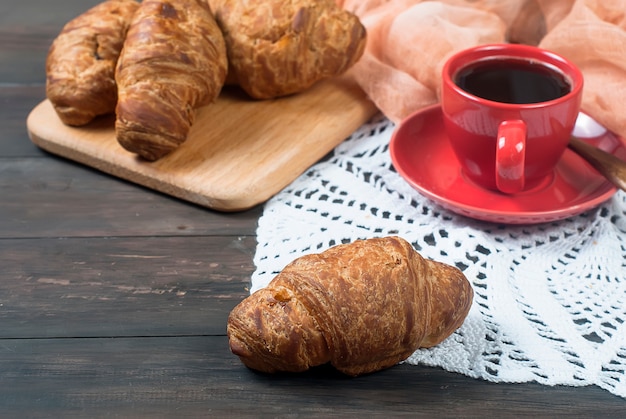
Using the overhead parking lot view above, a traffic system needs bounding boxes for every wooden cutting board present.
[27,76,378,211]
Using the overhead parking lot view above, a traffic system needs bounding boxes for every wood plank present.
[0,236,255,338]
[0,28,50,84]
[0,335,623,417]
[0,0,102,84]
[7,0,626,415]
[0,158,261,238]
[0,86,48,157]
[28,76,377,212]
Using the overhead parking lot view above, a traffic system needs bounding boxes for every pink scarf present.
[338,0,626,139]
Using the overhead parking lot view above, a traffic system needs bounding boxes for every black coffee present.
[454,58,571,104]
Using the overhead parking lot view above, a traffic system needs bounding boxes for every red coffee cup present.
[441,44,584,194]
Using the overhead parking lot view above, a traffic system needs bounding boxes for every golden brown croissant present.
[45,0,139,126]
[208,0,367,99]
[227,236,473,376]
[115,0,228,161]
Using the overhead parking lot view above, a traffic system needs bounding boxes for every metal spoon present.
[569,137,626,192]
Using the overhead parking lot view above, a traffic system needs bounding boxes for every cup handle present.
[496,120,526,194]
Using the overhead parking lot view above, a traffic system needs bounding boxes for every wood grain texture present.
[0,158,261,239]
[0,336,623,417]
[0,86,50,157]
[3,0,626,415]
[0,235,255,339]
[28,77,378,211]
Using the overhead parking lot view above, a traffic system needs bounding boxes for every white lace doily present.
[251,114,626,398]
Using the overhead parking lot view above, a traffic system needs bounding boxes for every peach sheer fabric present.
[337,0,626,139]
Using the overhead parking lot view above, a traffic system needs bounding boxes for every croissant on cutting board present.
[45,0,139,126]
[45,0,368,160]
[115,0,228,161]
[227,236,473,376]
[209,0,367,99]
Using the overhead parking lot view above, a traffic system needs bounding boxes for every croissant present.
[115,0,227,161]
[208,0,367,99]
[227,236,473,376]
[45,0,139,126]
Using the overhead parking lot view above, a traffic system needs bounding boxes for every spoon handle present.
[569,137,626,192]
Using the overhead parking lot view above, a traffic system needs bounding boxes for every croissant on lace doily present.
[229,236,473,376]
[252,116,626,398]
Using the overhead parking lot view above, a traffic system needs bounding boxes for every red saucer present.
[390,105,626,224]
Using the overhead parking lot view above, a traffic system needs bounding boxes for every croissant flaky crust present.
[209,0,367,99]
[46,0,139,126]
[227,236,473,376]
[115,0,227,161]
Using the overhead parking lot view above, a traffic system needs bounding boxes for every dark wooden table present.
[1,1,624,416]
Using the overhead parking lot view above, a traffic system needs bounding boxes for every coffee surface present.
[454,59,570,104]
